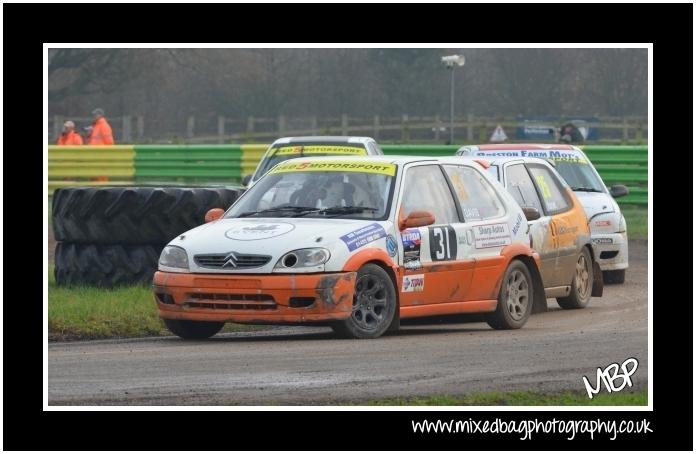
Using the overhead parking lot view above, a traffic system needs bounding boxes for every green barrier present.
[48,144,648,205]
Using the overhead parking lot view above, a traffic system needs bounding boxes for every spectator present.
[87,108,115,145]
[559,122,584,144]
[56,120,84,145]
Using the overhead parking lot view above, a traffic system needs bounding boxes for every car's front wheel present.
[486,259,534,330]
[163,319,224,339]
[331,264,396,339]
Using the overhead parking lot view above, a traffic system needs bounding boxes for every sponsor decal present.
[225,222,295,241]
[511,213,523,236]
[535,174,553,199]
[270,160,396,176]
[404,260,422,270]
[462,207,482,221]
[401,228,422,264]
[273,145,367,156]
[592,237,613,244]
[474,150,587,164]
[386,234,398,257]
[402,274,425,293]
[474,223,511,249]
[556,225,579,235]
[429,226,457,261]
[340,223,387,252]
[594,220,612,227]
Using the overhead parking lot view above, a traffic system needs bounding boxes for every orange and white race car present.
[154,156,551,339]
[460,156,604,310]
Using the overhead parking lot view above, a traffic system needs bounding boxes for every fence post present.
[401,114,409,143]
[53,115,62,141]
[311,116,318,135]
[278,115,286,135]
[373,115,380,140]
[479,121,487,142]
[341,114,348,135]
[217,116,225,144]
[186,116,195,138]
[635,121,643,143]
[622,117,628,144]
[122,115,132,143]
[467,112,474,141]
[434,115,440,141]
[136,116,144,140]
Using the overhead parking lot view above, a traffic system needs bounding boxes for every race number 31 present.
[429,226,457,261]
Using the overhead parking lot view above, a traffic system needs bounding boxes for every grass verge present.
[48,265,255,341]
[361,390,648,406]
[622,205,648,239]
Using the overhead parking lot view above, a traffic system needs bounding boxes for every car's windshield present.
[229,160,396,220]
[254,144,368,180]
[551,160,605,192]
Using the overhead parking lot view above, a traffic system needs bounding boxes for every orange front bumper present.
[153,271,356,324]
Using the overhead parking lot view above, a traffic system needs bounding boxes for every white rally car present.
[457,144,629,284]
[243,136,384,187]
[154,156,546,340]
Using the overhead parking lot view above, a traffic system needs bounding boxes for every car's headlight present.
[590,213,621,235]
[274,248,330,272]
[158,245,189,272]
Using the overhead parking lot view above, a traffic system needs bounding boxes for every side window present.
[527,165,571,214]
[505,164,543,213]
[443,165,505,221]
[401,165,459,224]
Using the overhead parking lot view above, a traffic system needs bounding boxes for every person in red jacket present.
[56,120,84,145]
[87,108,115,145]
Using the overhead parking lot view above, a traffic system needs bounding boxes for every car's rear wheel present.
[557,247,593,309]
[486,259,533,330]
[331,264,396,339]
[163,319,224,339]
[603,269,626,284]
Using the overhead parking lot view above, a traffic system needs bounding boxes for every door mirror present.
[205,208,225,223]
[399,210,436,230]
[242,174,253,187]
[609,184,629,198]
[522,206,541,221]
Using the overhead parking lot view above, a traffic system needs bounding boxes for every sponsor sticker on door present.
[402,274,425,292]
[474,223,511,249]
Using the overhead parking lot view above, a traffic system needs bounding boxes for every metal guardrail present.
[48,144,648,205]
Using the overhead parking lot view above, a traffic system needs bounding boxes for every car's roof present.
[277,155,499,169]
[272,136,376,145]
[467,143,579,151]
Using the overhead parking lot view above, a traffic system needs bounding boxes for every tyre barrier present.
[52,186,242,288]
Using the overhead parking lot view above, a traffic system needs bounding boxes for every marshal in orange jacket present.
[56,130,84,145]
[87,117,115,145]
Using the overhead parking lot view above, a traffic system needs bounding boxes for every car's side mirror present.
[399,210,436,230]
[609,184,629,198]
[242,175,253,187]
[205,208,225,223]
[522,206,541,221]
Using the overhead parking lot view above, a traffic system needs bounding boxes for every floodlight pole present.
[449,65,455,144]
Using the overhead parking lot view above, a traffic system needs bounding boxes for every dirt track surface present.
[48,241,648,405]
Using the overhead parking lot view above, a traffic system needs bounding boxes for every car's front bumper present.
[153,271,356,324]
[591,231,629,271]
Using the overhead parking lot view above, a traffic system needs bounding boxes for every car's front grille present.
[194,252,271,269]
[186,292,277,310]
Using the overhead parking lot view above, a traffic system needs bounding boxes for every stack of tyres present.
[52,187,241,288]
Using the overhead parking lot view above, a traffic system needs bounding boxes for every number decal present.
[428,226,457,261]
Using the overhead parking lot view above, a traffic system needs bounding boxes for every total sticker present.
[402,274,425,292]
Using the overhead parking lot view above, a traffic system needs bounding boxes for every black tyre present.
[163,319,224,339]
[331,264,397,339]
[52,186,241,244]
[54,243,162,288]
[603,269,626,285]
[486,259,534,330]
[557,247,593,309]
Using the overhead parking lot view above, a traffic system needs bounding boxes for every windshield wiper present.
[237,206,317,218]
[571,187,604,193]
[293,206,379,218]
